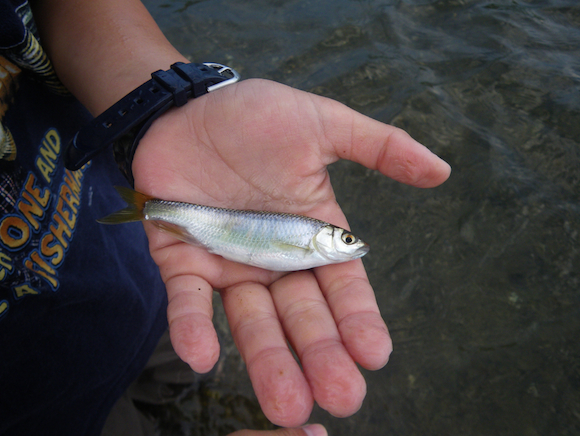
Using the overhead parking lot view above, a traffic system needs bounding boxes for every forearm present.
[31,0,188,115]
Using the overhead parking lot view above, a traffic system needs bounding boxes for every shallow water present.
[141,0,580,434]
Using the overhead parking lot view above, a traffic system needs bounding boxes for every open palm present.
[131,79,450,427]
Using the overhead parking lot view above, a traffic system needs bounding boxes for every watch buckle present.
[203,62,241,92]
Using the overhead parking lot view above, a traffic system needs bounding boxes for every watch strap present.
[64,62,240,184]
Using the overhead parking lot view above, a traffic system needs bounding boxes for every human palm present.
[132,79,450,427]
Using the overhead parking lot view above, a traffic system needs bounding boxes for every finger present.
[315,260,392,370]
[316,96,451,188]
[229,424,327,436]
[165,274,219,374]
[296,205,392,372]
[220,282,313,427]
[271,271,367,418]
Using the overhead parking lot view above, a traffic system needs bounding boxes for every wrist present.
[81,51,190,116]
[65,62,240,184]
[55,44,190,116]
[32,0,188,115]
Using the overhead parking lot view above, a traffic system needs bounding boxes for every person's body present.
[0,0,451,434]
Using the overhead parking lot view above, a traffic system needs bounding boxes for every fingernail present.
[302,424,327,436]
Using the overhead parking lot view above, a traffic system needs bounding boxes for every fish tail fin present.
[97,186,153,224]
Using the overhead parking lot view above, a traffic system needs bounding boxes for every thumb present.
[316,95,451,188]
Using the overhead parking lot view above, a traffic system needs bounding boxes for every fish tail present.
[97,186,153,224]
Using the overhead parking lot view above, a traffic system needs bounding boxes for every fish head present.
[313,225,369,263]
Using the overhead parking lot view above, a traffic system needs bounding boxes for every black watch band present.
[64,62,240,185]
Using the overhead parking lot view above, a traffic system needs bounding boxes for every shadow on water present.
[142,0,580,434]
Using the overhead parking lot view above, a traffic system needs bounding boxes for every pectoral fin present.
[270,241,313,257]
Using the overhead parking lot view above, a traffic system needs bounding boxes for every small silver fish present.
[99,187,369,271]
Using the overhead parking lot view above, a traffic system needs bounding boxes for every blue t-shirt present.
[0,1,169,434]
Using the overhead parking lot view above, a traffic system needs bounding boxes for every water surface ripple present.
[143,1,580,434]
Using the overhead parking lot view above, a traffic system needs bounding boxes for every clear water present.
[141,1,580,434]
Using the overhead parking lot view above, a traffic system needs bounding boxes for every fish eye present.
[341,232,357,245]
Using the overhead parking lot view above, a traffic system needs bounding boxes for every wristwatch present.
[64,62,240,185]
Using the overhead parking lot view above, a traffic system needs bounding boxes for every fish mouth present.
[353,243,370,259]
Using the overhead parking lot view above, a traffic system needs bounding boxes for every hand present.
[132,79,451,427]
